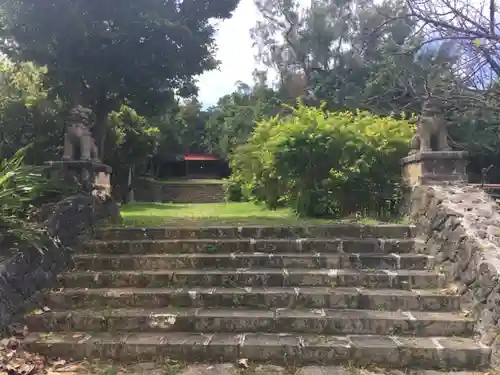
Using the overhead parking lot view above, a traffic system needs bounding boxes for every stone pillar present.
[401,151,468,187]
[46,160,113,195]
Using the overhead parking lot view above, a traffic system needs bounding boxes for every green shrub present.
[224,179,244,202]
[230,103,414,218]
[0,147,70,252]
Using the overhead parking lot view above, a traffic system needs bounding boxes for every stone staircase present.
[22,224,491,370]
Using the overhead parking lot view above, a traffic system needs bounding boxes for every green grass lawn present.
[118,202,391,227]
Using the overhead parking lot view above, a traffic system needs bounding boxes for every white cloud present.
[197,0,312,108]
[197,0,259,108]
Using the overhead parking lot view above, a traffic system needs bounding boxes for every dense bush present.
[224,179,244,202]
[229,104,414,218]
[0,147,69,252]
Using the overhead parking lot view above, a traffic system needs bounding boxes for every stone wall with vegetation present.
[134,179,225,203]
[407,184,500,365]
[0,194,120,332]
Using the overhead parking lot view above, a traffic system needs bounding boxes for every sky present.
[196,0,310,107]
[199,0,469,108]
[196,0,490,107]
[196,0,260,108]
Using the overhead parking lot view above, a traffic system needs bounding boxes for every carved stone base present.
[401,151,468,186]
[46,160,112,195]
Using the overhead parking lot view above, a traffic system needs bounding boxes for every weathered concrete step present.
[63,363,496,375]
[26,307,473,337]
[74,253,433,271]
[58,269,444,289]
[294,369,493,375]
[22,332,489,369]
[95,224,415,241]
[47,287,461,312]
[82,238,416,255]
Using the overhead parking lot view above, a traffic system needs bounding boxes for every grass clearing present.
[119,202,400,227]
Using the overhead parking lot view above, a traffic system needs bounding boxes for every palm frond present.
[0,145,71,253]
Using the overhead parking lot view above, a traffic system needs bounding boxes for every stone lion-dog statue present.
[62,105,99,161]
[409,94,451,153]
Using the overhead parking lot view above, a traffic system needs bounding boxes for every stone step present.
[81,238,417,255]
[46,287,461,312]
[58,269,444,289]
[22,331,489,370]
[26,307,473,337]
[50,362,495,375]
[94,224,415,241]
[73,253,433,271]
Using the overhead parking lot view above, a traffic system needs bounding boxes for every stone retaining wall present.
[407,184,500,365]
[134,180,225,203]
[0,194,120,332]
[0,240,72,333]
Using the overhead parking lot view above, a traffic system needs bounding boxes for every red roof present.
[183,153,219,161]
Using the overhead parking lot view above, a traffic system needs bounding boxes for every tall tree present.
[251,0,455,114]
[405,0,500,87]
[0,0,240,156]
[0,60,64,163]
[403,0,500,168]
[204,81,282,157]
[153,98,210,158]
[106,105,160,201]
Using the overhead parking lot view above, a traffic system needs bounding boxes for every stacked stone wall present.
[0,194,119,332]
[407,184,500,365]
[134,180,225,203]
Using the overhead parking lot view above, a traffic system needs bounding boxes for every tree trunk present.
[91,101,110,161]
[89,83,114,161]
[127,165,135,203]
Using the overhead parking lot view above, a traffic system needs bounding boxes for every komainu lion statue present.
[62,105,99,161]
[409,95,451,153]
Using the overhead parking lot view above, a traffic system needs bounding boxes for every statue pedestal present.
[401,151,468,186]
[46,160,112,195]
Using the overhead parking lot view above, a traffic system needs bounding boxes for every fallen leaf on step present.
[206,245,217,253]
[18,363,36,375]
[6,350,15,360]
[237,358,248,369]
[4,338,19,350]
[56,363,86,373]
[51,360,66,369]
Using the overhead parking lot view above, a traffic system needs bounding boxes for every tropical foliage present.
[0,147,70,251]
[229,104,414,218]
